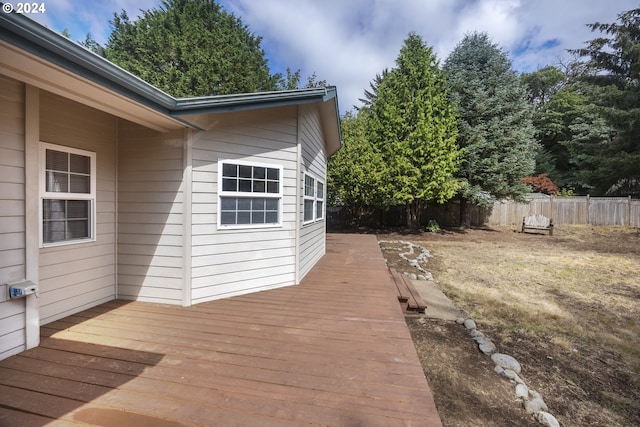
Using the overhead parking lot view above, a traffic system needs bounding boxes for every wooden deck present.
[0,234,442,427]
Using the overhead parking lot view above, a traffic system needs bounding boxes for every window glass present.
[219,161,282,227]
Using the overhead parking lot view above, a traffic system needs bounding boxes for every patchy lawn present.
[378,225,640,427]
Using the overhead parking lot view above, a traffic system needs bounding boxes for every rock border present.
[456,317,561,427]
[379,239,561,427]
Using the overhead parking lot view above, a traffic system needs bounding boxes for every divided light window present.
[40,143,96,246]
[303,172,325,224]
[219,161,282,228]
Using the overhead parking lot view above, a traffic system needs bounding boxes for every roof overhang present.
[0,10,343,151]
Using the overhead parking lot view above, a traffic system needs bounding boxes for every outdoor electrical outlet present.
[8,281,38,299]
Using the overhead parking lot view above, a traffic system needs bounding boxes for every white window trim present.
[303,172,325,224]
[217,159,284,230]
[39,142,97,248]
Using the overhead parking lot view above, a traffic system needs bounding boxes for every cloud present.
[31,0,639,112]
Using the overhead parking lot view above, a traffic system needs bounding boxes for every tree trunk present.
[459,198,471,229]
[405,201,420,228]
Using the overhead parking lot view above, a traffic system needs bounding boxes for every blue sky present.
[28,0,639,113]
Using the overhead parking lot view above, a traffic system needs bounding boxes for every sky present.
[28,0,639,113]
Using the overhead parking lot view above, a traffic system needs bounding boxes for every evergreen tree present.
[327,111,386,226]
[104,0,279,97]
[567,8,640,196]
[444,32,537,227]
[368,33,462,227]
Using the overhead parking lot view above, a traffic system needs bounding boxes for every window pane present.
[222,163,237,177]
[220,197,236,210]
[317,182,324,199]
[304,200,314,221]
[253,181,265,193]
[69,153,90,174]
[67,219,89,240]
[316,201,324,219]
[46,149,68,172]
[220,211,236,225]
[237,198,251,210]
[266,181,278,193]
[43,199,66,220]
[267,168,279,180]
[265,211,278,223]
[253,167,266,179]
[222,178,237,192]
[67,200,89,219]
[266,198,278,210]
[43,221,65,243]
[252,211,265,224]
[239,165,252,178]
[252,198,265,210]
[69,174,90,193]
[305,175,315,197]
[237,211,251,224]
[46,171,69,193]
[239,179,251,192]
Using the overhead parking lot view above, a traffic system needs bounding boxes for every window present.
[303,172,325,223]
[218,160,282,228]
[40,143,96,246]
[304,174,315,223]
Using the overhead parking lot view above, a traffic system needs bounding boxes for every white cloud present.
[30,0,640,112]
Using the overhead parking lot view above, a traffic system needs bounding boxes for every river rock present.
[535,411,560,427]
[474,336,496,355]
[515,384,529,398]
[463,319,477,330]
[491,353,521,373]
[524,395,548,413]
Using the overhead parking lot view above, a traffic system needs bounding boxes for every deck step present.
[389,268,427,313]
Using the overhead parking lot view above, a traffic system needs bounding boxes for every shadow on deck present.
[0,233,442,426]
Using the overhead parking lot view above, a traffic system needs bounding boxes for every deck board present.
[0,233,442,426]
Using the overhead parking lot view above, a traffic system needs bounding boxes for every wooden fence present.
[488,195,640,227]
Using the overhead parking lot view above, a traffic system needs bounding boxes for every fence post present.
[586,194,591,225]
[628,195,632,227]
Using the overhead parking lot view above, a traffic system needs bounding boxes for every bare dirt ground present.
[377,225,640,427]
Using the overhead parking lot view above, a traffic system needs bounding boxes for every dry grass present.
[414,225,640,370]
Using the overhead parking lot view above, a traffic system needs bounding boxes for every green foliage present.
[444,32,538,205]
[367,33,462,226]
[104,0,279,97]
[521,66,565,105]
[426,220,441,233]
[327,111,386,225]
[565,7,640,196]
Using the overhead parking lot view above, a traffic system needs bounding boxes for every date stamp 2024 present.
[2,3,47,14]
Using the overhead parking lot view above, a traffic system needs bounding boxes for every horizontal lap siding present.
[117,122,185,304]
[0,75,26,359]
[38,91,117,324]
[191,108,299,303]
[298,105,327,279]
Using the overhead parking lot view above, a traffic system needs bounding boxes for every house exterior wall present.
[298,105,327,280]
[117,121,186,304]
[0,75,27,359]
[190,107,299,303]
[37,91,118,324]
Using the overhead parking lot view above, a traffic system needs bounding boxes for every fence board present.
[488,196,639,227]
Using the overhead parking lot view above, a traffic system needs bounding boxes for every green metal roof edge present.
[1,10,343,134]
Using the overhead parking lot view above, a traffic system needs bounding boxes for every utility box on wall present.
[8,281,38,299]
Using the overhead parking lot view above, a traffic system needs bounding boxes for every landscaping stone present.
[515,384,529,398]
[463,319,477,330]
[524,395,548,413]
[455,317,465,324]
[491,353,522,373]
[535,411,560,427]
[474,336,496,355]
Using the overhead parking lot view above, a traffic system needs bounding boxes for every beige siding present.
[190,107,299,303]
[38,91,117,324]
[298,105,327,279]
[0,75,26,359]
[117,122,185,304]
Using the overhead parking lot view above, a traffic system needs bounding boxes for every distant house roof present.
[0,10,342,152]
